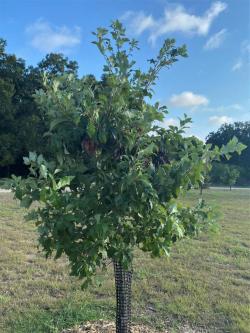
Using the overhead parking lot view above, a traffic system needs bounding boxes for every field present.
[0,189,250,333]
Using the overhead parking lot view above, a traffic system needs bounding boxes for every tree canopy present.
[11,21,245,281]
[210,163,240,189]
[0,39,79,177]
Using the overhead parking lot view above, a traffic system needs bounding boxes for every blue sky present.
[1,0,249,140]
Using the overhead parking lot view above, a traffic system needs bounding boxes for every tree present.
[0,38,6,55]
[210,163,241,190]
[0,40,79,177]
[210,162,225,185]
[220,164,240,191]
[38,53,78,77]
[206,122,250,185]
[0,38,26,174]
[222,165,240,190]
[10,21,246,333]
[0,78,16,168]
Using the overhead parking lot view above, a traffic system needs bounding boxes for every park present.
[0,1,250,333]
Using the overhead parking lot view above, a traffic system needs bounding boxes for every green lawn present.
[0,189,250,333]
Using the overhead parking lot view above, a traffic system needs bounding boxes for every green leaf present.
[20,196,32,209]
[98,130,107,144]
[169,203,178,214]
[15,187,23,200]
[138,143,157,158]
[52,80,60,92]
[95,214,101,223]
[56,153,63,165]
[57,176,75,190]
[87,121,96,138]
[37,154,44,165]
[29,152,37,162]
[23,157,30,165]
[50,118,67,131]
[39,165,47,179]
[173,221,184,238]
[220,136,247,158]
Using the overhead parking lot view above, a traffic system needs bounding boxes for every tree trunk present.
[113,260,133,333]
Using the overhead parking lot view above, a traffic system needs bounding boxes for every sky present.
[0,0,250,140]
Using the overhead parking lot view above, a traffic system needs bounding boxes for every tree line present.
[207,122,250,187]
[0,37,249,186]
[0,38,78,177]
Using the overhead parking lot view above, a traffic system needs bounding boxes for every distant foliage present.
[0,38,79,177]
[211,163,240,190]
[206,122,250,185]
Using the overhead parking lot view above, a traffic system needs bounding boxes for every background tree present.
[37,53,78,77]
[211,163,240,190]
[222,165,240,190]
[210,163,225,185]
[0,38,26,175]
[0,77,16,169]
[10,22,245,333]
[0,39,79,177]
[206,122,250,185]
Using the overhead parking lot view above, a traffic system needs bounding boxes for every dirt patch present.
[61,320,167,333]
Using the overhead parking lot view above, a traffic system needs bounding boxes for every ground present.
[0,189,249,333]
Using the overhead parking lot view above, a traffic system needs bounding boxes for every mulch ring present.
[61,320,168,333]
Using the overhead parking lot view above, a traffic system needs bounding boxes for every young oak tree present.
[11,21,245,333]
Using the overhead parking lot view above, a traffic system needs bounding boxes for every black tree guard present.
[113,260,133,333]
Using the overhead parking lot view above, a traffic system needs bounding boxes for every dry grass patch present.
[0,190,250,333]
[61,320,165,333]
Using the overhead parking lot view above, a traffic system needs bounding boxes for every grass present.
[0,189,250,333]
[0,178,10,189]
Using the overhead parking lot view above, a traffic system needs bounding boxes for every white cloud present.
[122,1,227,44]
[225,103,242,111]
[232,59,243,71]
[204,103,243,113]
[170,91,209,108]
[209,115,233,125]
[122,11,155,35]
[232,40,250,72]
[204,28,227,49]
[26,19,81,53]
[153,117,179,132]
[242,40,250,55]
[162,118,179,127]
